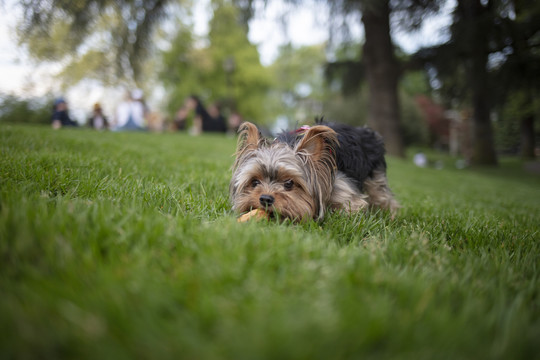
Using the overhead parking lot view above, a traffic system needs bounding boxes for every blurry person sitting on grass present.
[88,103,109,130]
[113,89,147,131]
[51,98,78,129]
[175,95,227,134]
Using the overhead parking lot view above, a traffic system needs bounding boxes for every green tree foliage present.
[491,0,540,158]
[324,41,430,146]
[0,94,53,125]
[417,0,540,163]
[208,0,271,121]
[400,71,430,146]
[17,0,176,85]
[322,42,369,125]
[328,0,440,157]
[322,78,429,147]
[159,26,205,118]
[495,90,540,154]
[310,0,441,155]
[266,43,327,126]
[160,0,271,123]
[266,41,427,146]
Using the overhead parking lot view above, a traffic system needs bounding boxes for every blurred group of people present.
[51,89,148,131]
[51,92,242,135]
[52,98,110,130]
[173,95,241,135]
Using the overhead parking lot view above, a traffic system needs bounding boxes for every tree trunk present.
[460,0,498,165]
[520,113,535,159]
[513,1,536,159]
[361,1,405,158]
[470,56,498,165]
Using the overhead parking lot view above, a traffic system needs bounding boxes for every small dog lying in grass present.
[231,120,399,222]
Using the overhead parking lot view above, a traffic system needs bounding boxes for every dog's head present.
[230,122,338,221]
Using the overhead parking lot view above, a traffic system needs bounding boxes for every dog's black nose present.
[259,194,275,207]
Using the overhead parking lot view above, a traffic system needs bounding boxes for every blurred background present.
[0,0,539,166]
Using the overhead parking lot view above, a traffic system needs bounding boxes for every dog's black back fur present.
[275,122,387,191]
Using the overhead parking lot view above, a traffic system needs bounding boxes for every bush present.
[0,94,54,125]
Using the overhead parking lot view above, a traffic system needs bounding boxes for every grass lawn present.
[1,124,539,359]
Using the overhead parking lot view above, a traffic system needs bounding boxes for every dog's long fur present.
[230,121,398,221]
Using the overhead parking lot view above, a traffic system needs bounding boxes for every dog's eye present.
[251,179,261,188]
[284,179,294,191]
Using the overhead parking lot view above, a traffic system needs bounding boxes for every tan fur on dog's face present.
[230,122,338,221]
[230,145,317,221]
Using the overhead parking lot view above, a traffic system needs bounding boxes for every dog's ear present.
[236,122,261,153]
[295,125,338,162]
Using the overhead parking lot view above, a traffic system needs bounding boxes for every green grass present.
[1,124,539,359]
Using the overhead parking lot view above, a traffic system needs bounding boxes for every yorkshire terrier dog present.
[230,120,399,222]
